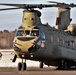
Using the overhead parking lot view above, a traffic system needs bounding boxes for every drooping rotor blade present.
[0,7,21,11]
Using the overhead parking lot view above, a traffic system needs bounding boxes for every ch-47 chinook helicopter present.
[1,1,76,71]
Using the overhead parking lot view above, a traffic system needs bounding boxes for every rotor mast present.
[22,10,42,29]
[55,8,71,30]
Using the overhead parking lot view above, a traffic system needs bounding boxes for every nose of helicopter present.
[14,36,38,53]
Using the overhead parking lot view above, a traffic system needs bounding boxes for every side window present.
[62,39,65,45]
[40,31,45,40]
[57,38,60,43]
[72,42,74,48]
[68,41,70,46]
[71,40,74,48]
[51,36,53,42]
[16,30,24,36]
[31,30,39,36]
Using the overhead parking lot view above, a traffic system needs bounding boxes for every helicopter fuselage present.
[12,8,76,70]
[13,24,76,68]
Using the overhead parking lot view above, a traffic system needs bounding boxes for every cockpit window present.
[39,30,45,40]
[16,29,39,37]
[16,30,30,36]
[31,30,39,36]
[16,30,24,36]
[25,30,30,36]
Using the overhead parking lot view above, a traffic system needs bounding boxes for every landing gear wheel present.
[40,62,43,68]
[74,62,76,70]
[18,62,22,71]
[63,62,68,70]
[23,63,27,71]
[58,60,68,70]
[75,66,76,70]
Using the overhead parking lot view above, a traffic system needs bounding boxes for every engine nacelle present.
[67,24,76,36]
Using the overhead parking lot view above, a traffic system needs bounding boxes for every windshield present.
[16,30,24,36]
[16,30,30,36]
[16,29,39,37]
[31,30,39,36]
[25,30,30,36]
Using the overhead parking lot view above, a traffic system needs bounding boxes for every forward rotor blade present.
[1,3,76,9]
[0,7,21,11]
[0,3,23,7]
[0,3,57,9]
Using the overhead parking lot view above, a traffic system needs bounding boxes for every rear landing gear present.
[58,59,68,70]
[18,59,27,71]
[40,61,44,68]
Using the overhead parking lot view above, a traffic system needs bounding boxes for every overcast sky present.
[0,0,76,31]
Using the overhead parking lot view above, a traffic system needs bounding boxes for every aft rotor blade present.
[48,1,70,8]
[48,1,62,4]
[70,3,76,7]
[0,7,21,11]
[48,1,69,8]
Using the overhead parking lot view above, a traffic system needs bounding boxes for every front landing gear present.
[18,63,22,70]
[18,59,27,71]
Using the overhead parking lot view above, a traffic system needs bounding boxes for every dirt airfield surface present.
[0,67,76,75]
[0,50,76,75]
